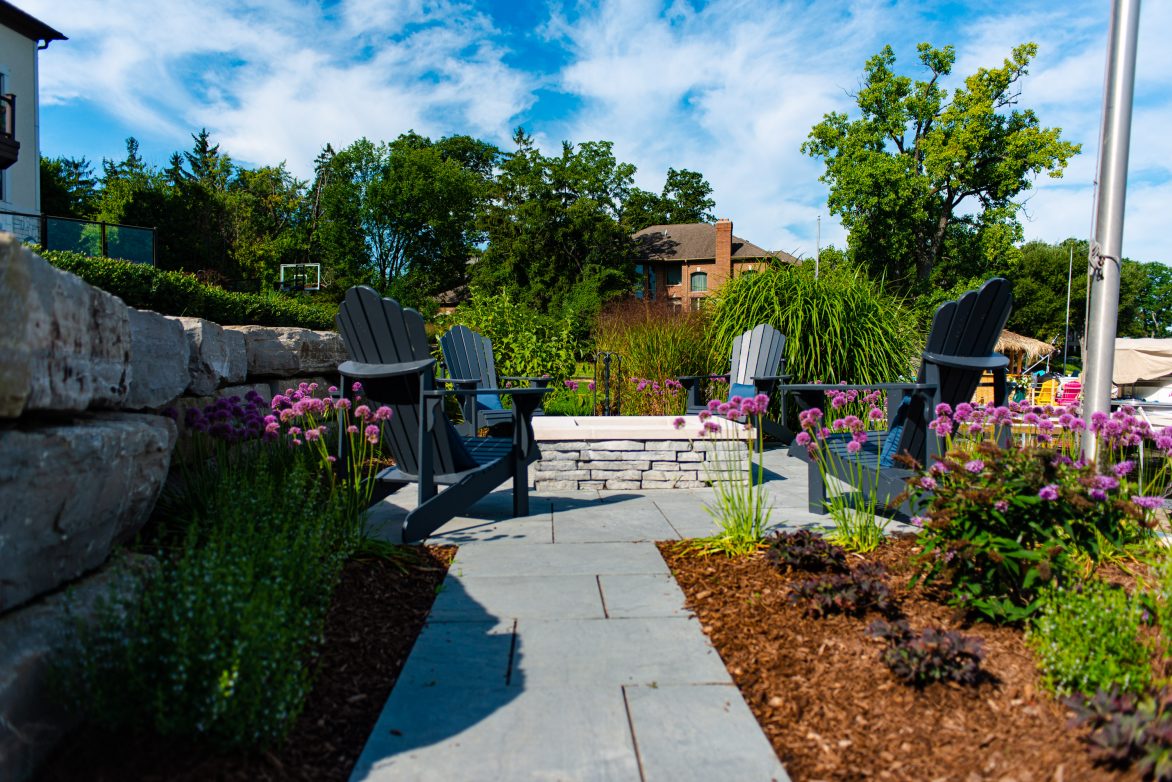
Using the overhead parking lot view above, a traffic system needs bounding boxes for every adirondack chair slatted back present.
[440,325,503,411]
[337,286,476,477]
[728,324,786,399]
[888,278,1012,466]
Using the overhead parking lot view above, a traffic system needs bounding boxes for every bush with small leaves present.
[788,562,892,618]
[1067,687,1172,781]
[765,530,848,573]
[1027,580,1152,697]
[867,619,984,687]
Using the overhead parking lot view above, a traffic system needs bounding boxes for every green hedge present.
[42,250,338,330]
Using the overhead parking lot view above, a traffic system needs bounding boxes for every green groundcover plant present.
[43,249,338,329]
[58,384,392,748]
[1028,581,1152,697]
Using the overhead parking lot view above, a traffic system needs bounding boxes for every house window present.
[690,271,708,292]
[690,297,706,312]
[634,263,644,299]
[666,266,681,286]
[648,267,656,299]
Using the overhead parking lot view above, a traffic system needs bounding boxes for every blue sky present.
[22,0,1172,263]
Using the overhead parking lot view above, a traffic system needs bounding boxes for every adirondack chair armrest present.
[338,358,436,379]
[501,376,555,389]
[921,352,1009,371]
[752,374,791,382]
[678,374,729,382]
[438,376,481,387]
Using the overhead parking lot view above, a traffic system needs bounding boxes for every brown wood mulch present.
[36,545,455,782]
[659,536,1144,782]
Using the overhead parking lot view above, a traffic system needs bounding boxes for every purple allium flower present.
[305,428,320,442]
[1023,412,1040,425]
[954,402,974,421]
[588,381,596,391]
[964,459,985,474]
[846,440,862,454]
[565,380,578,390]
[374,406,393,422]
[1095,475,1119,491]
[704,420,722,433]
[327,455,337,463]
[707,398,721,412]
[347,424,359,434]
[1132,495,1164,510]
[328,385,339,394]
[1038,484,1059,501]
[930,461,949,475]
[355,404,371,420]
[1113,460,1136,477]
[673,416,686,430]
[1089,488,1107,502]
[755,393,770,408]
[869,407,885,421]
[352,381,363,393]
[795,431,812,446]
[365,424,380,444]
[919,476,938,491]
[994,500,1009,512]
[717,403,731,416]
[935,403,953,417]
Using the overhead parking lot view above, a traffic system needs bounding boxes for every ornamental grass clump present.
[793,387,891,552]
[685,394,773,556]
[625,377,686,416]
[908,402,1165,624]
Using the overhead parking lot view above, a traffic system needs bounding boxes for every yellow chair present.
[1032,378,1058,407]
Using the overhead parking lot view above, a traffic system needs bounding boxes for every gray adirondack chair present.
[785,277,1013,514]
[439,324,551,435]
[336,286,548,543]
[679,324,789,439]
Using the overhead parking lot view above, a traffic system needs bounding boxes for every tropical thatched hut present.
[996,330,1057,374]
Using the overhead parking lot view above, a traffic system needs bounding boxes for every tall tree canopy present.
[622,167,716,232]
[40,155,99,219]
[311,132,496,308]
[803,42,1080,293]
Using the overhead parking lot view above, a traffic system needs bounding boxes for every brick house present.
[631,219,798,309]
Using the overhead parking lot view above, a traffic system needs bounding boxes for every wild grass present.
[594,298,719,382]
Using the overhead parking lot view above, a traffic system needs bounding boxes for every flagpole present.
[1083,0,1141,462]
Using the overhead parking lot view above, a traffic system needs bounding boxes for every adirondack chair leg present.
[680,376,704,410]
[807,457,827,514]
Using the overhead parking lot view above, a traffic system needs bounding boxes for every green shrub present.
[438,287,579,380]
[910,441,1154,624]
[707,261,917,384]
[42,250,338,329]
[59,447,356,748]
[1028,581,1152,697]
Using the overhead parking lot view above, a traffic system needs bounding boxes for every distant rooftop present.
[632,222,799,264]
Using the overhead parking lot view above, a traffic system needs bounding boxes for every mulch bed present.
[659,536,1143,782]
[36,546,455,782]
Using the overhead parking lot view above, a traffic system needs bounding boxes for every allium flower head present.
[672,416,686,430]
[1113,460,1136,477]
[1038,484,1059,501]
[1132,495,1164,510]
[964,459,985,474]
[846,440,862,454]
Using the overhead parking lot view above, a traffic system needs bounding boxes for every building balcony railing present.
[0,94,19,171]
[0,208,156,265]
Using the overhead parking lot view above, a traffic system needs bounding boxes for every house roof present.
[0,1,66,44]
[632,222,799,264]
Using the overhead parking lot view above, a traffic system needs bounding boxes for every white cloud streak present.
[18,0,1171,262]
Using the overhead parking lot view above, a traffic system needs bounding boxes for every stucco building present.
[0,0,65,240]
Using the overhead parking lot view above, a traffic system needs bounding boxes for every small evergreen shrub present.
[867,619,984,687]
[59,448,356,748]
[788,562,892,618]
[764,530,848,573]
[1028,581,1152,697]
[43,250,338,329]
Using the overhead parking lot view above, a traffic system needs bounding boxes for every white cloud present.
[19,0,1170,263]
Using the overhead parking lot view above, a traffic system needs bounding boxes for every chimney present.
[715,218,732,276]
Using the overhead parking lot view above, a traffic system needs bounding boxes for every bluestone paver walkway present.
[349,448,908,781]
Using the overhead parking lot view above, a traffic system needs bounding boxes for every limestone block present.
[173,317,247,395]
[604,479,642,490]
[534,460,586,473]
[674,481,708,488]
[538,469,591,481]
[541,441,589,451]
[535,480,579,491]
[579,460,650,471]
[541,450,580,461]
[0,236,130,417]
[0,413,176,612]
[0,554,149,782]
[582,450,640,461]
[125,308,190,410]
[677,452,704,462]
[650,462,682,471]
[591,440,646,451]
[590,469,642,481]
[641,450,682,462]
[579,481,605,490]
[693,441,749,453]
[225,326,348,378]
[641,480,682,489]
[658,441,693,451]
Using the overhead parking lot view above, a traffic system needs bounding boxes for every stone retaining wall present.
[0,235,351,781]
[532,438,749,491]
